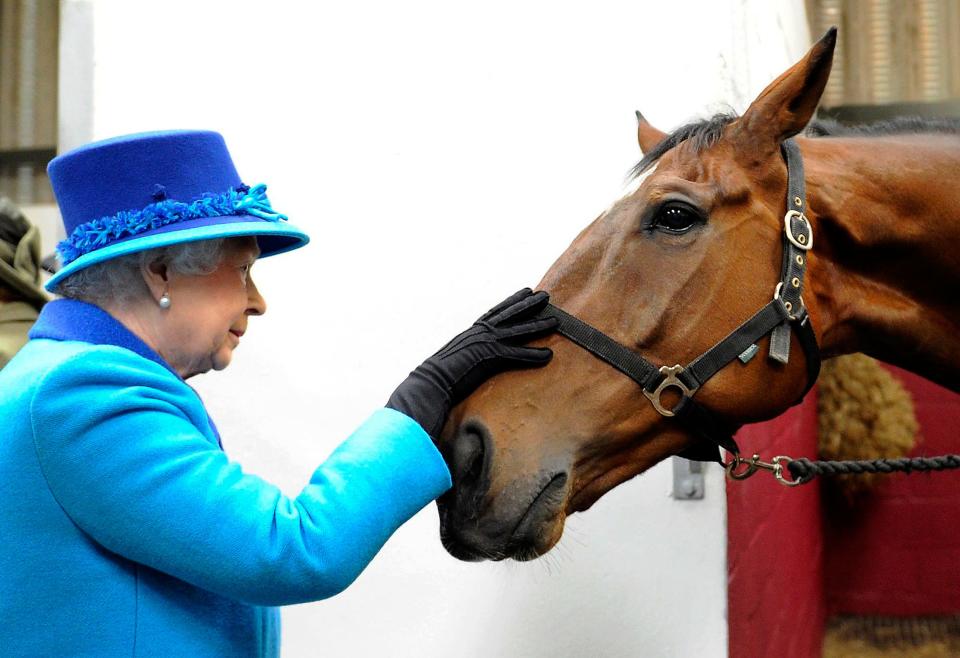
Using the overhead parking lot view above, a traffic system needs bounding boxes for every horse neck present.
[800,133,960,391]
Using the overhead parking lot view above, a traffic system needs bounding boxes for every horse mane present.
[806,116,960,137]
[629,113,960,180]
[630,113,736,178]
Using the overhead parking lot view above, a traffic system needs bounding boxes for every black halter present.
[538,139,821,462]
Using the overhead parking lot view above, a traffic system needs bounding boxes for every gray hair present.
[55,238,227,306]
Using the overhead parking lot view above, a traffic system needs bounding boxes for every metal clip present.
[643,364,698,417]
[724,452,803,487]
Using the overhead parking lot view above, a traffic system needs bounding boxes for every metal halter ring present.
[643,364,698,417]
[773,282,804,320]
[784,210,813,251]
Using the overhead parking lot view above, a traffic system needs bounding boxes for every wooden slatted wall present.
[0,0,58,204]
[807,0,960,107]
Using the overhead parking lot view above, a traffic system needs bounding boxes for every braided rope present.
[787,455,960,484]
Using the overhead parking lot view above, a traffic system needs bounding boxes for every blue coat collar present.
[30,298,177,377]
[29,299,223,447]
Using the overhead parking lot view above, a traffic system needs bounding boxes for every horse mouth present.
[439,472,569,561]
[505,472,568,559]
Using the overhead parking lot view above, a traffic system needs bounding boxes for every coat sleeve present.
[29,347,452,606]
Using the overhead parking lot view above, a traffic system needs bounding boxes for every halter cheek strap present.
[538,139,821,462]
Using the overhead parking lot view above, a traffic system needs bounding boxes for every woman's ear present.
[140,257,170,303]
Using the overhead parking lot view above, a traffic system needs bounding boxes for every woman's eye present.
[653,204,699,233]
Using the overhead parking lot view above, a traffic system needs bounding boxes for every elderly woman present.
[0,131,555,656]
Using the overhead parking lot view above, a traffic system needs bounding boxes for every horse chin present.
[566,470,629,513]
[440,518,565,563]
[567,485,605,514]
[507,519,566,562]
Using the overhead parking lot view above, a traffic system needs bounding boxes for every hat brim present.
[45,216,309,292]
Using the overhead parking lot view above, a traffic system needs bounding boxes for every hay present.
[823,615,960,658]
[818,360,943,657]
[817,354,919,499]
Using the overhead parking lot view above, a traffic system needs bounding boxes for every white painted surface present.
[60,2,810,655]
[20,204,62,261]
[57,0,94,153]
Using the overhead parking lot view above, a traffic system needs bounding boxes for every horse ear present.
[636,110,667,154]
[736,27,837,147]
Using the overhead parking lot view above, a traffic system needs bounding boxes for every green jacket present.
[0,301,38,369]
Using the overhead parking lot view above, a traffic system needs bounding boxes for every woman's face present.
[161,237,265,378]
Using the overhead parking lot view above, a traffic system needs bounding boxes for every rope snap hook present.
[724,452,805,487]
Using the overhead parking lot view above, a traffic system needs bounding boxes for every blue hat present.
[45,130,309,292]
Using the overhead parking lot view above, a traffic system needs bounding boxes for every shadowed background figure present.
[0,196,47,369]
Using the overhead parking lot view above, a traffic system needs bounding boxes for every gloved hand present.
[386,288,558,438]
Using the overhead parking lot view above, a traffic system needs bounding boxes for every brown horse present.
[437,28,960,562]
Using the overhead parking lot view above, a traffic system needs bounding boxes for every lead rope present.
[726,452,960,487]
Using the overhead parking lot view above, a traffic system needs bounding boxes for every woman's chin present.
[211,349,234,372]
[183,347,234,377]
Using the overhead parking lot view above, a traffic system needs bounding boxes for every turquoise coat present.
[0,299,451,657]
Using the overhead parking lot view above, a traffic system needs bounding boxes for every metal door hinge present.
[672,457,705,500]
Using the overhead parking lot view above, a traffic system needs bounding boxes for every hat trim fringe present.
[57,183,287,266]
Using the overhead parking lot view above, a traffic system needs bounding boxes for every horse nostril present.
[450,420,492,494]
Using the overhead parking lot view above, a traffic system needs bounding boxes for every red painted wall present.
[728,368,960,658]
[823,368,960,616]
[727,396,826,658]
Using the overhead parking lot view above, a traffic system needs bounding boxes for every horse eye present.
[653,204,700,233]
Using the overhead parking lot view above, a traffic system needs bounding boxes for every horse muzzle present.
[437,419,571,561]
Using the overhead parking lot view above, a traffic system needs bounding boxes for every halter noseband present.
[538,139,821,462]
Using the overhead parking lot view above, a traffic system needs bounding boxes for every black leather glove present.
[386,288,558,438]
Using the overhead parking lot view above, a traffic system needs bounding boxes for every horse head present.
[438,29,837,561]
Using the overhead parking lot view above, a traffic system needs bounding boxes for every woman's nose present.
[247,275,267,316]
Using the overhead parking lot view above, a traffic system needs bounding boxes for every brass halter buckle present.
[784,210,813,251]
[724,452,803,487]
[643,364,699,417]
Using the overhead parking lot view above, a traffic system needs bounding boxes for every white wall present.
[62,2,810,656]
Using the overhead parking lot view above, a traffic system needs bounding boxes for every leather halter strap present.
[538,139,821,462]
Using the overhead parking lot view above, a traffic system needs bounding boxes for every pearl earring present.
[159,292,171,309]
